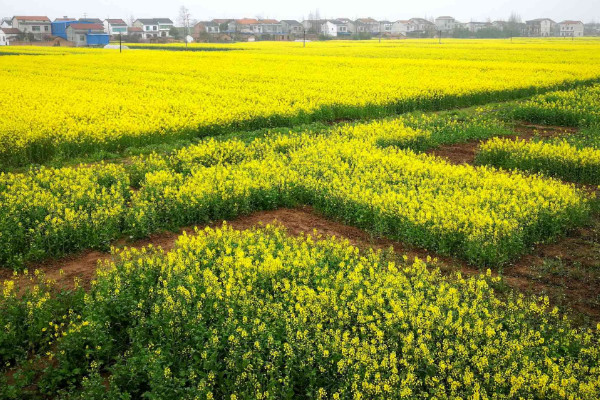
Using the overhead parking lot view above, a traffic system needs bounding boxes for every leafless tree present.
[178,6,192,38]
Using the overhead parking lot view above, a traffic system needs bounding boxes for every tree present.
[178,6,192,39]
[506,12,523,37]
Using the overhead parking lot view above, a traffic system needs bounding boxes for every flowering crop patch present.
[476,137,600,185]
[2,225,600,398]
[2,39,600,167]
[511,84,600,127]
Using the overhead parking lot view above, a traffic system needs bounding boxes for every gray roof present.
[136,18,173,25]
[280,20,301,25]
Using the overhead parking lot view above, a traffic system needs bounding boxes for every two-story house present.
[465,21,491,32]
[354,18,380,34]
[66,23,109,46]
[193,21,220,39]
[391,20,415,36]
[104,19,128,36]
[11,16,51,40]
[133,18,174,39]
[525,18,556,37]
[408,18,436,34]
[435,16,459,32]
[321,20,350,37]
[559,21,584,37]
[228,19,259,34]
[258,19,282,35]
[281,20,303,35]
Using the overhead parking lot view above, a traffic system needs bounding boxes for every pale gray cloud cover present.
[1,0,598,24]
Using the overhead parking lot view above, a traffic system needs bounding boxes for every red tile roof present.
[259,19,279,24]
[560,20,583,24]
[128,27,143,32]
[14,16,50,22]
[235,18,259,25]
[68,23,104,31]
[1,28,21,34]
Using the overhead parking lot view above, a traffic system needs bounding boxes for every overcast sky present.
[2,0,598,24]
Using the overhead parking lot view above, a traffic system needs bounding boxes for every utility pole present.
[119,32,122,52]
[303,27,306,47]
[439,30,442,44]
[379,22,382,43]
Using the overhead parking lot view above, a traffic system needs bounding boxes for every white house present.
[380,21,393,35]
[321,20,349,37]
[133,18,173,39]
[408,18,436,34]
[11,16,51,40]
[465,21,491,32]
[559,21,584,37]
[391,20,414,35]
[525,18,556,37]
[435,16,459,32]
[104,19,128,36]
[0,28,21,45]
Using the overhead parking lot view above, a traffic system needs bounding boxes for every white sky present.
[1,0,598,24]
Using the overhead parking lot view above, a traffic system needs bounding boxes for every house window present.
[80,35,85,41]
[44,26,49,32]
[153,26,157,30]
[32,26,40,31]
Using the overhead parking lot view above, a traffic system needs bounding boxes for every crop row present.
[476,137,600,185]
[511,83,600,127]
[0,122,591,268]
[2,225,600,398]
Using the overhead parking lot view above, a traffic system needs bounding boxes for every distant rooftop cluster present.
[0,14,596,46]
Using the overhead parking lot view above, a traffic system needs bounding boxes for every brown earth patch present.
[427,123,579,165]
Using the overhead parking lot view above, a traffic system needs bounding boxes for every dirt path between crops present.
[427,123,579,165]
[2,204,599,324]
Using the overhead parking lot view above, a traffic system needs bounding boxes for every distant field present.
[1,38,600,167]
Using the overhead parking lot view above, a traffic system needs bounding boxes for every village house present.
[301,19,327,34]
[465,21,491,32]
[525,18,556,37]
[193,21,220,38]
[133,18,174,39]
[408,18,436,35]
[280,20,303,35]
[11,16,51,40]
[391,20,414,35]
[127,26,143,37]
[380,21,393,35]
[559,21,584,37]
[211,19,233,33]
[228,19,259,34]
[104,19,128,36]
[66,23,109,46]
[0,28,21,45]
[321,20,350,37]
[258,19,283,35]
[354,18,381,34]
[435,16,459,32]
